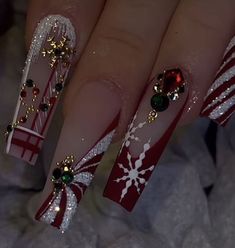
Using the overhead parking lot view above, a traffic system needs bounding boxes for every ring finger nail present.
[201,36,235,126]
[104,68,189,211]
[5,15,76,165]
[35,82,120,231]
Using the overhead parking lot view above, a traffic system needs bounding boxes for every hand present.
[5,0,235,231]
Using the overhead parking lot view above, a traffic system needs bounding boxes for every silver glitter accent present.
[202,84,235,113]
[40,192,62,225]
[74,172,94,187]
[224,36,235,57]
[75,130,115,169]
[206,65,235,97]
[27,15,76,64]
[217,52,235,75]
[209,95,235,120]
[60,187,77,232]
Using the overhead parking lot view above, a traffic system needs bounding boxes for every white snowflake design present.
[120,114,146,152]
[115,139,154,202]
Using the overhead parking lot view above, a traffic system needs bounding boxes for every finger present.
[5,0,105,164]
[104,0,235,210]
[35,0,180,231]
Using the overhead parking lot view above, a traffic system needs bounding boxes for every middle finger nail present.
[104,68,189,211]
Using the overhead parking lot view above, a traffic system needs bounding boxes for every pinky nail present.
[201,36,235,125]
[5,15,76,165]
[104,68,189,211]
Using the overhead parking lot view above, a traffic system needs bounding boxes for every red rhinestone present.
[20,116,27,123]
[20,90,27,98]
[33,87,40,95]
[49,97,57,105]
[163,69,184,93]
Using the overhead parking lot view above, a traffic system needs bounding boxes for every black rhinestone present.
[151,94,169,112]
[26,79,34,87]
[39,103,49,112]
[7,125,13,133]
[54,182,63,193]
[178,85,185,93]
[52,168,62,180]
[55,83,63,92]
[157,73,164,81]
[54,48,62,56]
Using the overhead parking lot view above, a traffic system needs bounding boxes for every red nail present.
[104,68,189,211]
[35,114,119,231]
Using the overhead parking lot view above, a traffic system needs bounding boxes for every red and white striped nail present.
[35,114,119,232]
[104,68,189,211]
[5,15,76,165]
[201,36,235,125]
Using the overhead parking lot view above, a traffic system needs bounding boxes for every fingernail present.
[201,36,235,126]
[103,68,189,211]
[35,82,120,231]
[5,15,76,165]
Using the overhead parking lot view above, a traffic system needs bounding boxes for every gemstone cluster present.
[52,155,75,193]
[148,68,186,123]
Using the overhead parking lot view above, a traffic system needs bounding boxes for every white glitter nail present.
[209,95,235,120]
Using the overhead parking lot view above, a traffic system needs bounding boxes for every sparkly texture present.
[40,193,62,225]
[224,36,235,57]
[218,52,235,74]
[209,95,235,120]
[206,65,235,97]
[75,130,115,170]
[202,84,235,113]
[169,92,179,101]
[37,130,116,231]
[26,15,76,64]
[60,187,77,232]
[74,172,94,187]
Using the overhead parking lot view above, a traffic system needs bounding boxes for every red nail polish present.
[35,114,119,231]
[104,69,188,211]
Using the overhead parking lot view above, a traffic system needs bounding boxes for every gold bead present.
[148,110,158,123]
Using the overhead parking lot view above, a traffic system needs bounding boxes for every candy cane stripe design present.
[35,115,119,231]
[5,15,76,165]
[201,36,235,125]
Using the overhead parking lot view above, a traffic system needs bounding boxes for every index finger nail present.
[5,15,76,165]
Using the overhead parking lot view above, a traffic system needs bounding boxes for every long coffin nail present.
[5,15,76,165]
[201,36,235,126]
[104,68,189,211]
[35,82,120,231]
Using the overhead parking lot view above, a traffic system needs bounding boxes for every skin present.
[25,0,235,211]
